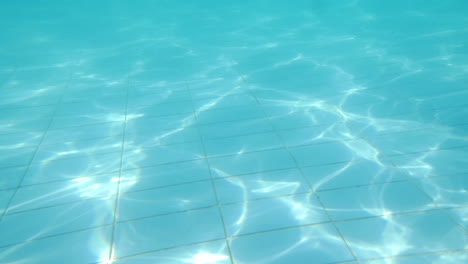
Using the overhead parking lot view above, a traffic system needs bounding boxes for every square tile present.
[230,223,354,264]
[214,169,310,204]
[196,105,265,125]
[42,122,124,145]
[192,93,257,111]
[318,181,435,220]
[290,140,372,167]
[209,149,296,177]
[49,114,125,129]
[344,116,432,139]
[55,99,125,117]
[124,127,200,149]
[336,211,468,260]
[269,111,343,131]
[127,90,191,108]
[125,113,196,135]
[415,174,468,207]
[8,173,119,214]
[0,197,114,247]
[122,141,205,170]
[121,159,211,193]
[23,152,121,186]
[189,82,247,101]
[33,136,123,163]
[342,98,416,118]
[118,181,217,221]
[389,147,468,178]
[204,132,284,157]
[129,79,186,96]
[221,193,329,236]
[0,226,112,264]
[114,207,225,258]
[199,118,274,140]
[128,101,193,118]
[302,160,406,191]
[277,124,353,147]
[369,129,459,155]
[263,110,319,130]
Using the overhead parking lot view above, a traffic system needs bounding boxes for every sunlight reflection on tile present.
[230,223,354,264]
[113,240,231,264]
[0,1,467,263]
[337,211,468,260]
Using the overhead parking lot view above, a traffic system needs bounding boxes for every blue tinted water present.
[0,1,467,263]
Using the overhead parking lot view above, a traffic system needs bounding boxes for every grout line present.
[1,70,467,113]
[246,81,360,262]
[96,237,229,263]
[2,110,468,159]
[3,163,467,219]
[1,143,468,194]
[94,244,468,264]
[11,123,467,170]
[1,89,467,137]
[184,79,236,264]
[2,195,118,217]
[108,77,130,261]
[0,177,466,254]
[0,72,73,223]
[0,223,113,250]
[364,138,468,234]
[1,73,468,260]
[2,203,462,259]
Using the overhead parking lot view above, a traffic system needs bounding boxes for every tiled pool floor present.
[1,1,468,263]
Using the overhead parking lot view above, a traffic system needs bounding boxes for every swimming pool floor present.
[0,1,467,263]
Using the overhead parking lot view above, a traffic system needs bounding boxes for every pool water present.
[0,1,467,263]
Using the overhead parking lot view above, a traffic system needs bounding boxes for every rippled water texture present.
[0,0,467,263]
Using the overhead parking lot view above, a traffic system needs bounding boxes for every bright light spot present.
[57,150,78,155]
[72,177,90,182]
[99,257,115,264]
[125,114,144,121]
[382,210,393,219]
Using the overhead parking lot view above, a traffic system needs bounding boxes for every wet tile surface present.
[0,1,467,263]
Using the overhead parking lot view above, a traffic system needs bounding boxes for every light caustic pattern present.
[0,1,467,264]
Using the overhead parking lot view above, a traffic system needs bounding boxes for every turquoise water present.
[1,0,467,263]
